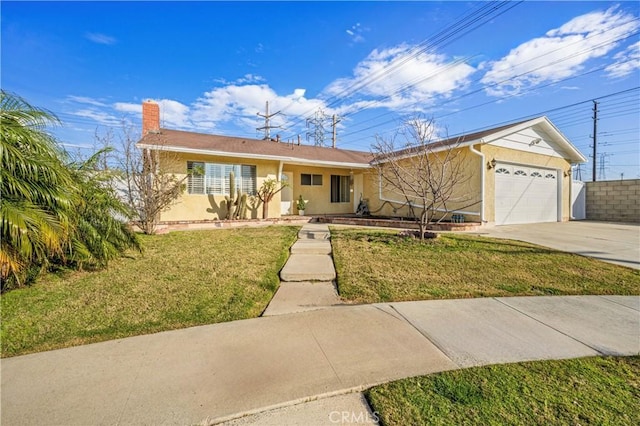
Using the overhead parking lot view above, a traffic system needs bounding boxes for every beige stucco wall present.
[157,141,574,224]
[282,164,360,215]
[362,147,483,221]
[479,144,573,223]
[361,144,573,224]
[158,152,364,221]
[158,152,281,222]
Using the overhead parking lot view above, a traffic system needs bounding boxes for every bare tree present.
[372,116,472,240]
[93,124,186,235]
[119,128,186,234]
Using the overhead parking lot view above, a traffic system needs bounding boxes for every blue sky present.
[2,1,639,180]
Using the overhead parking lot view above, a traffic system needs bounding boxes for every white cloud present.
[325,44,475,113]
[71,109,120,126]
[157,99,191,128]
[85,32,116,45]
[606,40,640,78]
[192,84,328,131]
[66,95,107,107]
[113,102,140,114]
[114,99,191,129]
[69,41,476,137]
[346,23,366,44]
[481,6,640,97]
[212,74,265,85]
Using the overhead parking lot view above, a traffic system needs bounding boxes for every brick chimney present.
[142,100,160,135]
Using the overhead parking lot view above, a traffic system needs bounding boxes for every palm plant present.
[1,91,140,290]
[1,91,76,288]
[65,148,140,270]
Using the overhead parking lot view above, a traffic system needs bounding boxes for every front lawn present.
[367,356,640,425]
[1,226,299,357]
[331,228,640,303]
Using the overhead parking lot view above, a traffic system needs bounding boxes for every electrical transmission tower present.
[306,108,328,147]
[574,164,583,181]
[257,101,281,140]
[598,152,612,181]
[306,109,341,148]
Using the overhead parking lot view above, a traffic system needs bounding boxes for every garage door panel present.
[495,164,558,225]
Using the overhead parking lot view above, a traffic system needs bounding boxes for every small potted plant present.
[296,195,307,216]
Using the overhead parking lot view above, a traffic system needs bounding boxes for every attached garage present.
[494,163,559,225]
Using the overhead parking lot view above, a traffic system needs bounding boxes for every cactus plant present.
[224,170,251,220]
[239,193,248,219]
[224,170,237,220]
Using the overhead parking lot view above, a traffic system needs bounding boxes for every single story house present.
[137,101,587,226]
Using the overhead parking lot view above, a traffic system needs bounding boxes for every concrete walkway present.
[263,223,342,316]
[2,296,638,426]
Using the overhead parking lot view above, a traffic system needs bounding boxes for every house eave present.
[371,116,587,165]
[137,143,372,169]
[477,116,587,163]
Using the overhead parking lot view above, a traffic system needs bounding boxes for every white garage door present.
[495,164,559,225]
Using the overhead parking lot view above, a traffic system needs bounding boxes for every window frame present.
[301,173,323,186]
[187,161,257,195]
[330,174,350,203]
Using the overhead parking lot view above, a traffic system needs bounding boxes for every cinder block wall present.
[585,179,639,223]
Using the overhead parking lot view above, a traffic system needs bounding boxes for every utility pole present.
[591,100,598,182]
[331,114,341,148]
[257,101,281,140]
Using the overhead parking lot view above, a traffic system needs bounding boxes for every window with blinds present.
[187,161,256,195]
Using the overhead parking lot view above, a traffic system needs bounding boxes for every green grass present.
[367,356,640,425]
[1,226,299,357]
[331,228,640,303]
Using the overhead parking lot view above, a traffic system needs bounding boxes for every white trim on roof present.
[373,116,586,164]
[477,117,586,163]
[137,143,372,169]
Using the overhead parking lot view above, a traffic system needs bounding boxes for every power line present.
[280,1,522,136]
[339,84,639,149]
[331,21,639,142]
[336,39,639,146]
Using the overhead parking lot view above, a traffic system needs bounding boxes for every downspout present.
[468,143,486,223]
[569,164,574,220]
[277,161,284,181]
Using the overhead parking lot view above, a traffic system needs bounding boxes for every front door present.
[280,172,293,215]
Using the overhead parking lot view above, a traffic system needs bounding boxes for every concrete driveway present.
[477,221,640,269]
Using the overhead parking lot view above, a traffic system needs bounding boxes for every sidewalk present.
[2,295,638,425]
[263,223,342,316]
